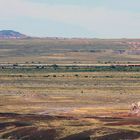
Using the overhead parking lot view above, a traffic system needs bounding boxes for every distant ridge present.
[0,30,28,39]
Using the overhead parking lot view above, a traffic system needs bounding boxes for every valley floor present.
[0,71,140,139]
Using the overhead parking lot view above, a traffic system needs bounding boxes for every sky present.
[0,0,140,38]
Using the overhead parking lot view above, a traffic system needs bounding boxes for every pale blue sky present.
[0,0,140,38]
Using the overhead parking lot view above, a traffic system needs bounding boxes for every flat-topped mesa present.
[130,102,140,116]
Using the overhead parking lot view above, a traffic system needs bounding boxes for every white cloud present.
[0,0,140,37]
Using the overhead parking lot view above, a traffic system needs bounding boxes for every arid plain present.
[0,38,140,140]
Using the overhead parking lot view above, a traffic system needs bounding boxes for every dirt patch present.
[106,120,140,126]
[60,130,92,140]
[94,130,140,140]
[2,127,57,140]
[60,128,140,140]
[0,121,32,130]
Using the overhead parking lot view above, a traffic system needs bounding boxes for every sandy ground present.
[0,72,140,139]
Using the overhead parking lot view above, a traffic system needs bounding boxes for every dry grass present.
[0,38,140,64]
[0,71,140,139]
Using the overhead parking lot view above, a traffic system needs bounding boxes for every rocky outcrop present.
[130,102,140,116]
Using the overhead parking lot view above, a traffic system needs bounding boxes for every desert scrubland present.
[0,39,140,139]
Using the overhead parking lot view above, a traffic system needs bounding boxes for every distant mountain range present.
[0,30,28,39]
